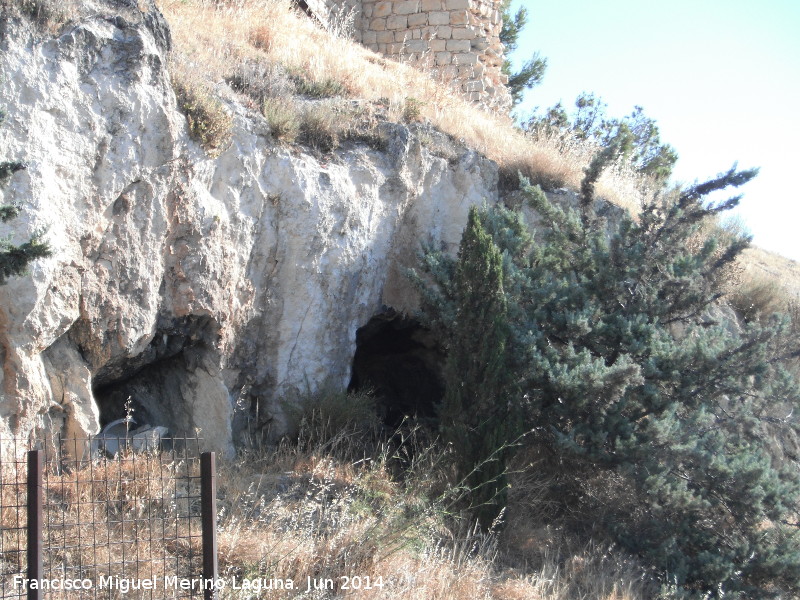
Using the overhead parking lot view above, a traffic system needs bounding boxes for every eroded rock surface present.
[0,6,498,455]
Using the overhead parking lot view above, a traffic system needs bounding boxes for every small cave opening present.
[349,309,444,429]
[89,314,220,437]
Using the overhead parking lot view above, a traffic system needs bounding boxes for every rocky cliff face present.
[0,4,499,455]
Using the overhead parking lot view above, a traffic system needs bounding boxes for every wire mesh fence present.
[0,435,213,599]
[0,438,28,599]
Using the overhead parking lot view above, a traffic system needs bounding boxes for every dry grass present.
[0,445,203,600]
[161,0,797,298]
[1,428,654,600]
[727,245,800,379]
[171,59,234,156]
[740,246,800,301]
[209,427,655,600]
[0,0,79,32]
[159,0,652,207]
[262,97,301,142]
[718,233,800,331]
[728,269,786,324]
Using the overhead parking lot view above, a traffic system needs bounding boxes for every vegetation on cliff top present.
[157,0,654,210]
[413,156,800,596]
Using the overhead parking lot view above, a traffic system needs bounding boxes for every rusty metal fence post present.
[200,452,218,600]
[26,450,42,600]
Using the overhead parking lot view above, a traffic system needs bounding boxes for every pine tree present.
[0,196,50,284]
[499,0,547,107]
[415,163,800,595]
[526,93,678,181]
[0,112,51,284]
[527,171,798,596]
[415,206,520,527]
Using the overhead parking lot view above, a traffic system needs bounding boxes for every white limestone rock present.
[0,7,498,456]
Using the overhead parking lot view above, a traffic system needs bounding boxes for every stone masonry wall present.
[304,0,512,112]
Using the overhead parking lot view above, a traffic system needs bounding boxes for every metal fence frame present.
[0,438,218,600]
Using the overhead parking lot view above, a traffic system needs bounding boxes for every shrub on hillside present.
[298,103,339,153]
[262,97,300,142]
[402,97,423,123]
[413,158,800,596]
[729,271,787,324]
[6,0,77,31]
[172,71,232,156]
[227,60,296,105]
[291,72,346,99]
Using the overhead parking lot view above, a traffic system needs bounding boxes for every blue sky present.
[508,0,800,261]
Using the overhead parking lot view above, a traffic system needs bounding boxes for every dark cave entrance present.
[349,309,444,429]
[89,314,220,434]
